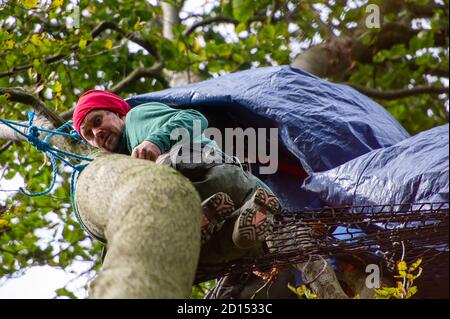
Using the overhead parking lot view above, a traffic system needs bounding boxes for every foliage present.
[0,0,448,298]
[191,280,215,299]
[288,283,318,299]
[374,258,422,299]
[286,258,423,299]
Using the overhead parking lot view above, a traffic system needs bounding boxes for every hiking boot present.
[232,187,281,249]
[201,192,235,245]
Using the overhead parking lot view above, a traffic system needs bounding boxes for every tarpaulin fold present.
[302,124,449,207]
[126,66,410,209]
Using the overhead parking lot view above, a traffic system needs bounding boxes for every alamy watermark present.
[365,264,381,289]
[365,4,381,29]
[169,120,279,175]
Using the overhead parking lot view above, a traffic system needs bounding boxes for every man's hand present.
[131,141,161,161]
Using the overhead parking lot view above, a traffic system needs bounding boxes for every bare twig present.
[183,16,238,36]
[0,87,65,128]
[60,108,74,121]
[91,21,161,61]
[0,141,13,154]
[110,61,167,93]
[183,14,272,36]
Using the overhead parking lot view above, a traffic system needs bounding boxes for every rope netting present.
[195,202,449,283]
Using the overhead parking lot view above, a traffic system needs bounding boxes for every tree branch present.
[92,21,161,61]
[162,1,180,40]
[109,61,167,93]
[268,0,280,24]
[0,88,68,143]
[0,88,65,128]
[406,2,447,18]
[424,67,449,78]
[347,83,449,100]
[183,16,238,36]
[0,21,161,79]
[0,122,23,142]
[60,108,74,121]
[0,87,93,155]
[0,141,14,154]
[30,12,65,37]
[182,15,270,36]
[292,20,448,81]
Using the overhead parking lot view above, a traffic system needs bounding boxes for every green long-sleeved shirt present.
[117,102,217,155]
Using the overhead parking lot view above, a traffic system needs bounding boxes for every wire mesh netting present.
[195,202,449,283]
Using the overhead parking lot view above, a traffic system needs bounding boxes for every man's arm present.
[126,103,209,160]
[144,109,208,154]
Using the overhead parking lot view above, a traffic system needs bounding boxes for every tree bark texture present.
[268,225,349,299]
[294,259,349,299]
[75,153,202,298]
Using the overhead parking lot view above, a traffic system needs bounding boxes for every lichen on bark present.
[75,153,202,298]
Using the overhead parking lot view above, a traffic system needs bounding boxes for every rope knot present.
[1,110,93,201]
[27,125,51,152]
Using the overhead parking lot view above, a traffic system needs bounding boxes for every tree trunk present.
[290,0,444,82]
[271,225,349,299]
[75,153,202,298]
[291,36,357,80]
[162,1,202,87]
[294,259,349,299]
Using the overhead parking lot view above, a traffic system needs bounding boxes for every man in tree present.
[73,89,281,259]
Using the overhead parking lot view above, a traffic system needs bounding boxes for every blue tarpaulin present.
[126,66,410,210]
[302,124,449,291]
[302,124,449,207]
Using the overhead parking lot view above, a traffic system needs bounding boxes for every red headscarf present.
[73,90,131,135]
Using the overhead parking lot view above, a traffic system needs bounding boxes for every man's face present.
[80,109,125,151]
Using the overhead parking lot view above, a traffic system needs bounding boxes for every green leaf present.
[233,53,246,64]
[409,259,422,272]
[21,0,39,9]
[207,60,223,73]
[397,260,407,272]
[55,288,77,299]
[232,0,255,22]
[49,0,64,9]
[105,39,113,49]
[222,0,233,17]
[0,93,10,104]
[158,38,178,60]
[406,286,418,298]
[79,39,87,50]
[235,22,247,34]
[2,252,15,268]
[0,29,8,41]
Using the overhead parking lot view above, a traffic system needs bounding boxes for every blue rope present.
[0,111,93,196]
[0,112,101,242]
[0,117,85,141]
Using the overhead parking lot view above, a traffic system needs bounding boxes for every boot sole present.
[201,192,235,245]
[232,188,281,249]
